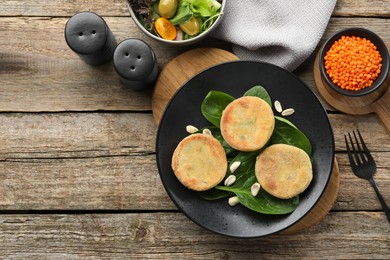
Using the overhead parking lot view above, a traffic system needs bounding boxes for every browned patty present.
[255,144,312,199]
[220,96,275,151]
[171,133,227,191]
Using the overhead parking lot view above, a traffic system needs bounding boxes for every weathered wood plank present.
[1,150,389,211]
[0,1,388,259]
[0,212,389,259]
[324,114,390,211]
[0,112,157,159]
[0,16,228,112]
[0,155,175,210]
[0,113,172,210]
[336,154,390,211]
[0,0,129,17]
[330,112,390,152]
[0,17,388,112]
[334,0,390,17]
[1,113,388,158]
[324,17,390,42]
[0,0,388,18]
[1,113,389,211]
[0,16,173,112]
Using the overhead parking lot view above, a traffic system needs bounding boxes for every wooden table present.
[1,1,389,258]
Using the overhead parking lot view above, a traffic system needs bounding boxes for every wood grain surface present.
[282,160,340,235]
[1,113,389,211]
[0,0,389,17]
[313,50,390,134]
[0,212,389,259]
[0,17,389,112]
[1,0,390,258]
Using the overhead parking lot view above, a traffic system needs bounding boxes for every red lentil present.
[324,35,382,91]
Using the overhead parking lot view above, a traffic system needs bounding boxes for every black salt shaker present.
[113,38,159,91]
[65,12,116,65]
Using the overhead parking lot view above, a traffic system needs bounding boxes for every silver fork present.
[345,129,390,223]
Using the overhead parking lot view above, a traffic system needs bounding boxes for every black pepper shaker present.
[65,12,116,65]
[113,38,159,91]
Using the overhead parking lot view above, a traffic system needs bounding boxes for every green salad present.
[129,0,222,40]
[193,85,313,215]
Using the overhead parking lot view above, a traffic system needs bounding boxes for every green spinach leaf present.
[198,126,236,156]
[217,186,299,214]
[198,188,232,200]
[199,150,258,201]
[243,85,272,106]
[201,90,235,128]
[227,150,260,175]
[270,117,312,156]
[216,150,299,214]
[274,116,297,129]
[197,85,310,214]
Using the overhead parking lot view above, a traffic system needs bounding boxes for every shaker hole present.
[131,66,135,70]
[92,30,96,35]
[79,32,83,36]
[125,52,129,57]
[137,55,141,60]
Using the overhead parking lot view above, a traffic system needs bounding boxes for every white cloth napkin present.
[214,0,337,71]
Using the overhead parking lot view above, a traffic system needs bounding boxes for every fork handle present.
[368,177,390,224]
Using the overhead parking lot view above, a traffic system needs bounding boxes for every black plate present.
[156,61,335,238]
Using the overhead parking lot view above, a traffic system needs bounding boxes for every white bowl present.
[127,0,226,46]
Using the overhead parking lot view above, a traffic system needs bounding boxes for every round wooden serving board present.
[152,48,239,124]
[282,159,339,235]
[313,49,390,135]
[152,48,340,234]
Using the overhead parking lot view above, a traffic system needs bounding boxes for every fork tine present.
[345,134,357,167]
[356,129,374,161]
[348,132,361,165]
[352,130,366,163]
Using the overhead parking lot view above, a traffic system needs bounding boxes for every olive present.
[158,0,178,19]
[179,16,200,36]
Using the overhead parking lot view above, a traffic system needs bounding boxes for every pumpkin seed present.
[282,108,295,116]
[228,196,240,206]
[251,182,261,196]
[224,175,236,186]
[229,161,241,173]
[274,100,283,113]
[186,125,198,134]
[202,128,213,136]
